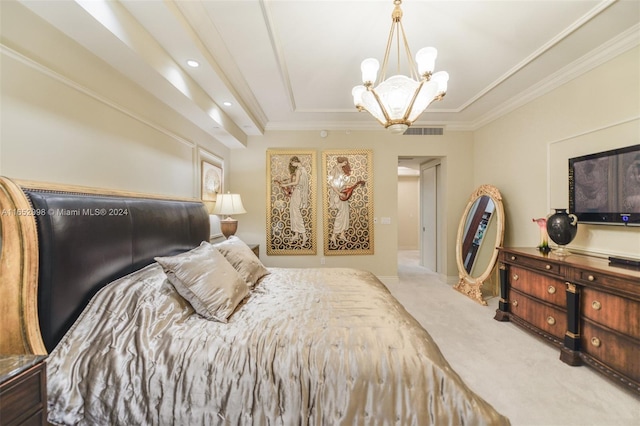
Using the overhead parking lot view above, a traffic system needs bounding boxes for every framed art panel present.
[266,150,317,255]
[322,149,374,255]
[201,159,223,202]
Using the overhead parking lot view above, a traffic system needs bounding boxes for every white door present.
[421,165,437,271]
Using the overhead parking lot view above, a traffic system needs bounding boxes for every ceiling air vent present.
[403,127,444,136]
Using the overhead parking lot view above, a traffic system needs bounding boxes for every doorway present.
[397,157,442,274]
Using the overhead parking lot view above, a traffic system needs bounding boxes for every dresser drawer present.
[572,268,636,290]
[581,287,640,340]
[582,320,640,384]
[0,361,46,426]
[18,409,45,426]
[510,289,567,340]
[502,252,564,277]
[509,266,566,308]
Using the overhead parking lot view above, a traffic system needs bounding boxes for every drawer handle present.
[545,264,552,270]
[512,274,519,281]
[591,337,601,348]
[587,275,596,282]
[510,255,517,261]
[512,300,518,308]
[547,316,556,326]
[591,300,602,310]
[547,285,556,294]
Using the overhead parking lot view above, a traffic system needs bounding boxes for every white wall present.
[229,130,474,279]
[0,1,229,199]
[5,0,636,279]
[0,1,475,280]
[397,176,420,250]
[474,46,640,257]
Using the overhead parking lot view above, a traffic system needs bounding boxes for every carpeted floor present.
[382,251,639,426]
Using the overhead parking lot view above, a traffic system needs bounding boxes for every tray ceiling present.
[16,0,640,148]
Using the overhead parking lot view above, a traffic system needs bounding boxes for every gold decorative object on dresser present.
[494,247,640,394]
[0,355,47,425]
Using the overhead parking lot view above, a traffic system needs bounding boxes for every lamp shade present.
[352,85,366,107]
[431,71,449,95]
[211,193,246,216]
[360,58,380,84]
[415,47,437,76]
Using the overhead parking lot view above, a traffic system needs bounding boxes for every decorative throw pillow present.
[155,242,248,323]
[213,236,270,287]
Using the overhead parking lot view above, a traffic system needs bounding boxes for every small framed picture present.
[201,160,223,202]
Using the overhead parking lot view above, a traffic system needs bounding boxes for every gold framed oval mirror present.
[453,184,505,305]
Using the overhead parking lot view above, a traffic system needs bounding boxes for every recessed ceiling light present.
[223,102,232,107]
[186,59,199,68]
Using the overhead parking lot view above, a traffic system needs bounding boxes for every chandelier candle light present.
[352,0,449,134]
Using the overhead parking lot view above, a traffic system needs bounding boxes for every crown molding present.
[469,24,640,131]
[265,23,639,134]
[1,43,198,149]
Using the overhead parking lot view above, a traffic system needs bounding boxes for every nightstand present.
[248,244,259,257]
[0,355,47,425]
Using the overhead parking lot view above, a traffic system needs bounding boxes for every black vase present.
[546,209,578,255]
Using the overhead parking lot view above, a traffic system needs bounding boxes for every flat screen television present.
[569,144,640,226]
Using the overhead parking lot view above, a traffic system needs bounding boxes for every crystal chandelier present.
[352,0,449,134]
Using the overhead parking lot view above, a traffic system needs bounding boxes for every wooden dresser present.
[494,247,640,394]
[0,355,47,425]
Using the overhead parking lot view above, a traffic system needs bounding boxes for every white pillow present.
[155,242,248,323]
[213,236,270,287]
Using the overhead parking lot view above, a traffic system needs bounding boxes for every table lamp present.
[211,192,247,238]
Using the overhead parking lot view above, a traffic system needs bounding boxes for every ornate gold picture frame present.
[322,149,374,255]
[266,150,317,255]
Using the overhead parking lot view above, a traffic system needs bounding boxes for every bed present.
[0,177,509,425]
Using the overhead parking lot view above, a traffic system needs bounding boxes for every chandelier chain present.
[399,21,419,81]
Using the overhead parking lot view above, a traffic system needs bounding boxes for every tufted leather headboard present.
[0,179,209,354]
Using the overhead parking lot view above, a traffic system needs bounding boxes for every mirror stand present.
[453,184,505,305]
[454,278,488,306]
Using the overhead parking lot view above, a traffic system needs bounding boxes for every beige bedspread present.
[47,264,509,425]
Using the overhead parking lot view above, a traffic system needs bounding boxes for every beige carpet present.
[382,251,639,426]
